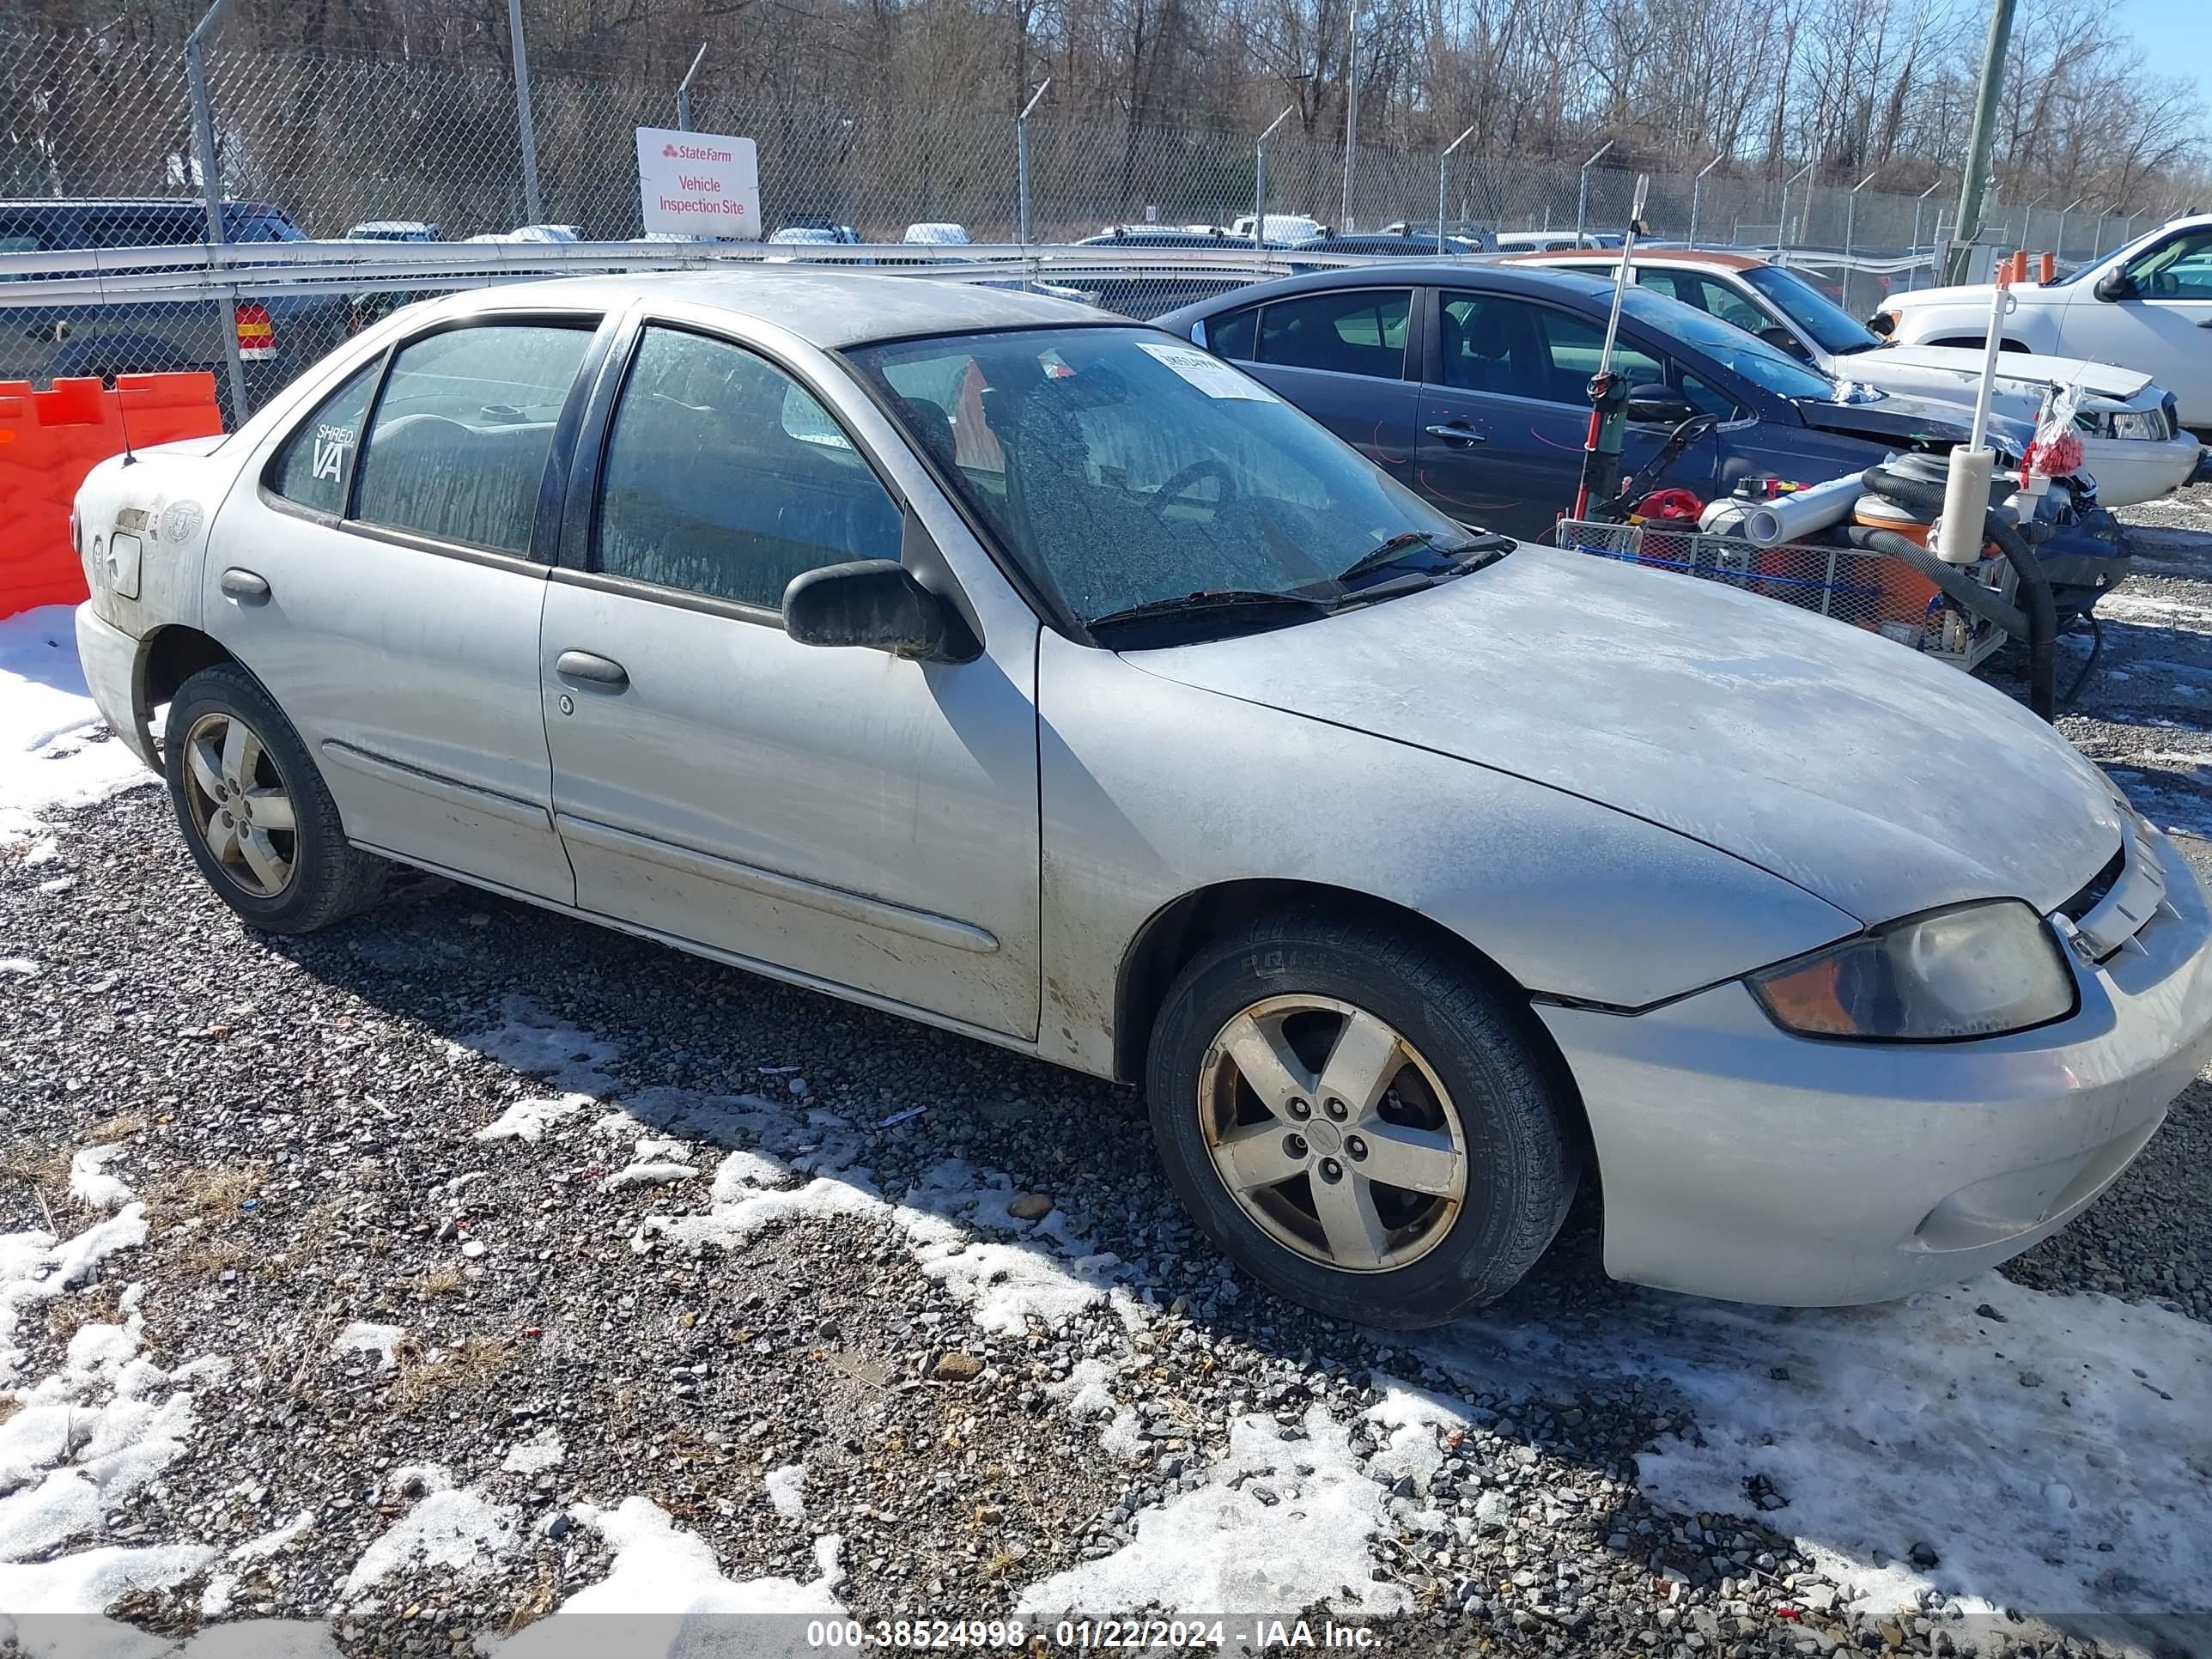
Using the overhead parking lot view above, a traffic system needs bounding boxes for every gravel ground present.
[3,482,2211,1659]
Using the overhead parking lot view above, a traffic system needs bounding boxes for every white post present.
[1340,9,1358,232]
[2056,196,2084,264]
[1576,138,1614,242]
[676,43,706,131]
[1255,106,1292,275]
[1911,179,1942,289]
[1842,167,1878,312]
[507,0,543,226]
[1777,160,1814,254]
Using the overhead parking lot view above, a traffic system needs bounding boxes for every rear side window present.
[266,362,380,516]
[593,325,902,611]
[1206,307,1257,361]
[351,323,593,555]
[1253,289,1409,380]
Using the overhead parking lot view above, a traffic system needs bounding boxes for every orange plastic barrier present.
[0,372,225,619]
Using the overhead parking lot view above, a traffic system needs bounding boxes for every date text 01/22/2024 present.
[802,1619,1383,1650]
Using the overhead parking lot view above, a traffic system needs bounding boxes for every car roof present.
[1505,246,1765,271]
[1158,262,1614,313]
[426,269,1114,348]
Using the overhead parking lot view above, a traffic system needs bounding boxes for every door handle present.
[219,567,270,603]
[1424,422,1486,444]
[556,649,629,690]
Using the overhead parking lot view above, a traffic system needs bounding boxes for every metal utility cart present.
[1553,518,2015,673]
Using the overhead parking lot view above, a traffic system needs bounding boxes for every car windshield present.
[846,325,1476,632]
[1618,288,1840,401]
[1740,264,1883,355]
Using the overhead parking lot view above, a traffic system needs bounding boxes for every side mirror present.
[2093,268,2138,303]
[1626,384,1697,425]
[1756,324,1812,359]
[783,560,948,659]
[1866,309,1896,337]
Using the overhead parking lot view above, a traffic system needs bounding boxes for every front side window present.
[594,325,902,610]
[1254,289,1410,380]
[1618,289,1836,401]
[1205,307,1258,362]
[351,322,593,555]
[2126,229,2212,299]
[848,326,1468,627]
[266,362,379,516]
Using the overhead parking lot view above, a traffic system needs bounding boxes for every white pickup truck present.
[1878,214,2212,433]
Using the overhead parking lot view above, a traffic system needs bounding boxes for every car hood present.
[1867,343,2159,406]
[1793,388,2033,458]
[1126,546,2124,925]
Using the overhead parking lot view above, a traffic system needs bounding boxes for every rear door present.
[538,318,1042,1039]
[1416,287,1729,538]
[207,312,605,902]
[1198,287,1420,483]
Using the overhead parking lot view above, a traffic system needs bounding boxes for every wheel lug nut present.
[1318,1158,1344,1183]
[1346,1135,1367,1160]
[1284,1133,1307,1158]
[1324,1097,1348,1121]
[1286,1098,1311,1121]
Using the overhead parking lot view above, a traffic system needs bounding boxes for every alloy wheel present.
[180,710,299,898]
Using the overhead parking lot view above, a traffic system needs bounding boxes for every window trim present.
[1425,283,1750,417]
[258,346,394,530]
[1246,284,1418,384]
[574,313,910,624]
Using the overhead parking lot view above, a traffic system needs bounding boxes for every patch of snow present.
[763,1462,807,1521]
[475,1095,590,1144]
[0,606,158,850]
[228,1510,313,1563]
[501,1432,565,1474]
[1016,1404,1410,1619]
[328,1322,404,1370]
[497,1498,841,1655]
[199,1570,237,1620]
[0,957,36,976]
[1419,1272,2212,1626]
[455,998,620,1095]
[67,1146,135,1212]
[599,1161,699,1192]
[1,1208,148,1387]
[0,1542,215,1644]
[341,1474,520,1595]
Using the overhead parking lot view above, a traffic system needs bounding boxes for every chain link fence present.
[3,20,2160,420]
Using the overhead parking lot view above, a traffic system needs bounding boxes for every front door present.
[539,322,1042,1039]
[2059,226,2212,426]
[207,316,602,903]
[1203,287,1420,483]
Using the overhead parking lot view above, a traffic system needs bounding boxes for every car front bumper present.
[1540,824,2212,1306]
[2078,431,2204,508]
[75,603,158,771]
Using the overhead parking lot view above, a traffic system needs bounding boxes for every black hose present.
[2060,616,2104,711]
[1860,463,2057,721]
[1844,526,2032,637]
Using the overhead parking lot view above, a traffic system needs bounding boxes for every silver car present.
[71,273,2212,1327]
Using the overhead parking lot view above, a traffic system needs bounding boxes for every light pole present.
[1340,8,1359,231]
[1686,155,1722,250]
[1255,106,1293,274]
[1017,78,1051,249]
[1575,138,1614,243]
[1436,124,1477,254]
[1909,178,1942,289]
[1776,160,1814,253]
[2055,196,2084,264]
[675,42,706,131]
[1946,0,2020,281]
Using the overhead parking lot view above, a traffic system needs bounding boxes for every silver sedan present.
[71,272,2212,1327]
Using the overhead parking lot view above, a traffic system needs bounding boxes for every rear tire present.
[163,664,386,933]
[1146,912,1578,1328]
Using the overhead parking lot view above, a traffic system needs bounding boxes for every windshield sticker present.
[1136,342,1279,402]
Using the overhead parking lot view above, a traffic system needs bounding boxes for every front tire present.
[1146,913,1578,1328]
[163,664,386,933]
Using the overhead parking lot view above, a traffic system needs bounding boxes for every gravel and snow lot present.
[3,485,2211,1659]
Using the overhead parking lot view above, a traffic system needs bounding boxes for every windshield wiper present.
[1085,586,1340,634]
[1335,530,1513,585]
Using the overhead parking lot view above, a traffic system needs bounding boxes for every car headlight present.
[1747,900,2075,1041]
[2104,409,2170,441]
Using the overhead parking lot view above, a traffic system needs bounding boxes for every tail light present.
[234,301,276,361]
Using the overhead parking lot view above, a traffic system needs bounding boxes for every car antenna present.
[88,240,137,465]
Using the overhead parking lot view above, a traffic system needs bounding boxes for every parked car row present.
[71,269,2212,1331]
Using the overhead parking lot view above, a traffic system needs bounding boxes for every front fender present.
[1033,634,1856,1077]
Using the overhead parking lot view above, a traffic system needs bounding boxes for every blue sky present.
[2115,0,2212,111]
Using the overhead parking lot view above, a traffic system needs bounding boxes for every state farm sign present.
[635,126,761,240]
